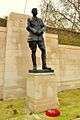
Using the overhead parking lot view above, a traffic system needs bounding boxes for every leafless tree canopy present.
[40,0,80,32]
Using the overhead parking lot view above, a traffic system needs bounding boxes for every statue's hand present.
[33,29,37,34]
[36,30,43,36]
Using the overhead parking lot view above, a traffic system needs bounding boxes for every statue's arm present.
[26,18,37,34]
[40,19,46,33]
[37,19,46,35]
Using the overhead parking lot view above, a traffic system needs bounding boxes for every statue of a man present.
[27,8,51,71]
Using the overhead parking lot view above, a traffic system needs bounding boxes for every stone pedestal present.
[27,72,59,112]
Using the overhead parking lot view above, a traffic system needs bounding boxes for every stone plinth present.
[27,72,59,112]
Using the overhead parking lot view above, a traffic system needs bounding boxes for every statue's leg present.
[29,42,37,70]
[38,41,47,68]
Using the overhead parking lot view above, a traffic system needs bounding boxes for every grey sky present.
[0,0,41,17]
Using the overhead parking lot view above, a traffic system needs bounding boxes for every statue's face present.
[32,8,38,16]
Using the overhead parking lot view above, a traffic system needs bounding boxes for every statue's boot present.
[42,52,51,70]
[33,65,37,71]
[42,65,51,70]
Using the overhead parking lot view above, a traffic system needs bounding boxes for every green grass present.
[46,27,80,46]
[0,89,80,120]
[37,89,80,120]
[0,98,26,120]
[58,33,80,46]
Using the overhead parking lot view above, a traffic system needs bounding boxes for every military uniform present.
[27,16,45,42]
[27,16,47,69]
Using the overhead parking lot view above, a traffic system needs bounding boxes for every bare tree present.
[40,0,80,32]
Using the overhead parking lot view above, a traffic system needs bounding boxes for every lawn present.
[0,89,80,120]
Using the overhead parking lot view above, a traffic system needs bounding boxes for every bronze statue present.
[26,8,51,71]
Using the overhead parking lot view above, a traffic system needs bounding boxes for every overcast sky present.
[0,0,41,17]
